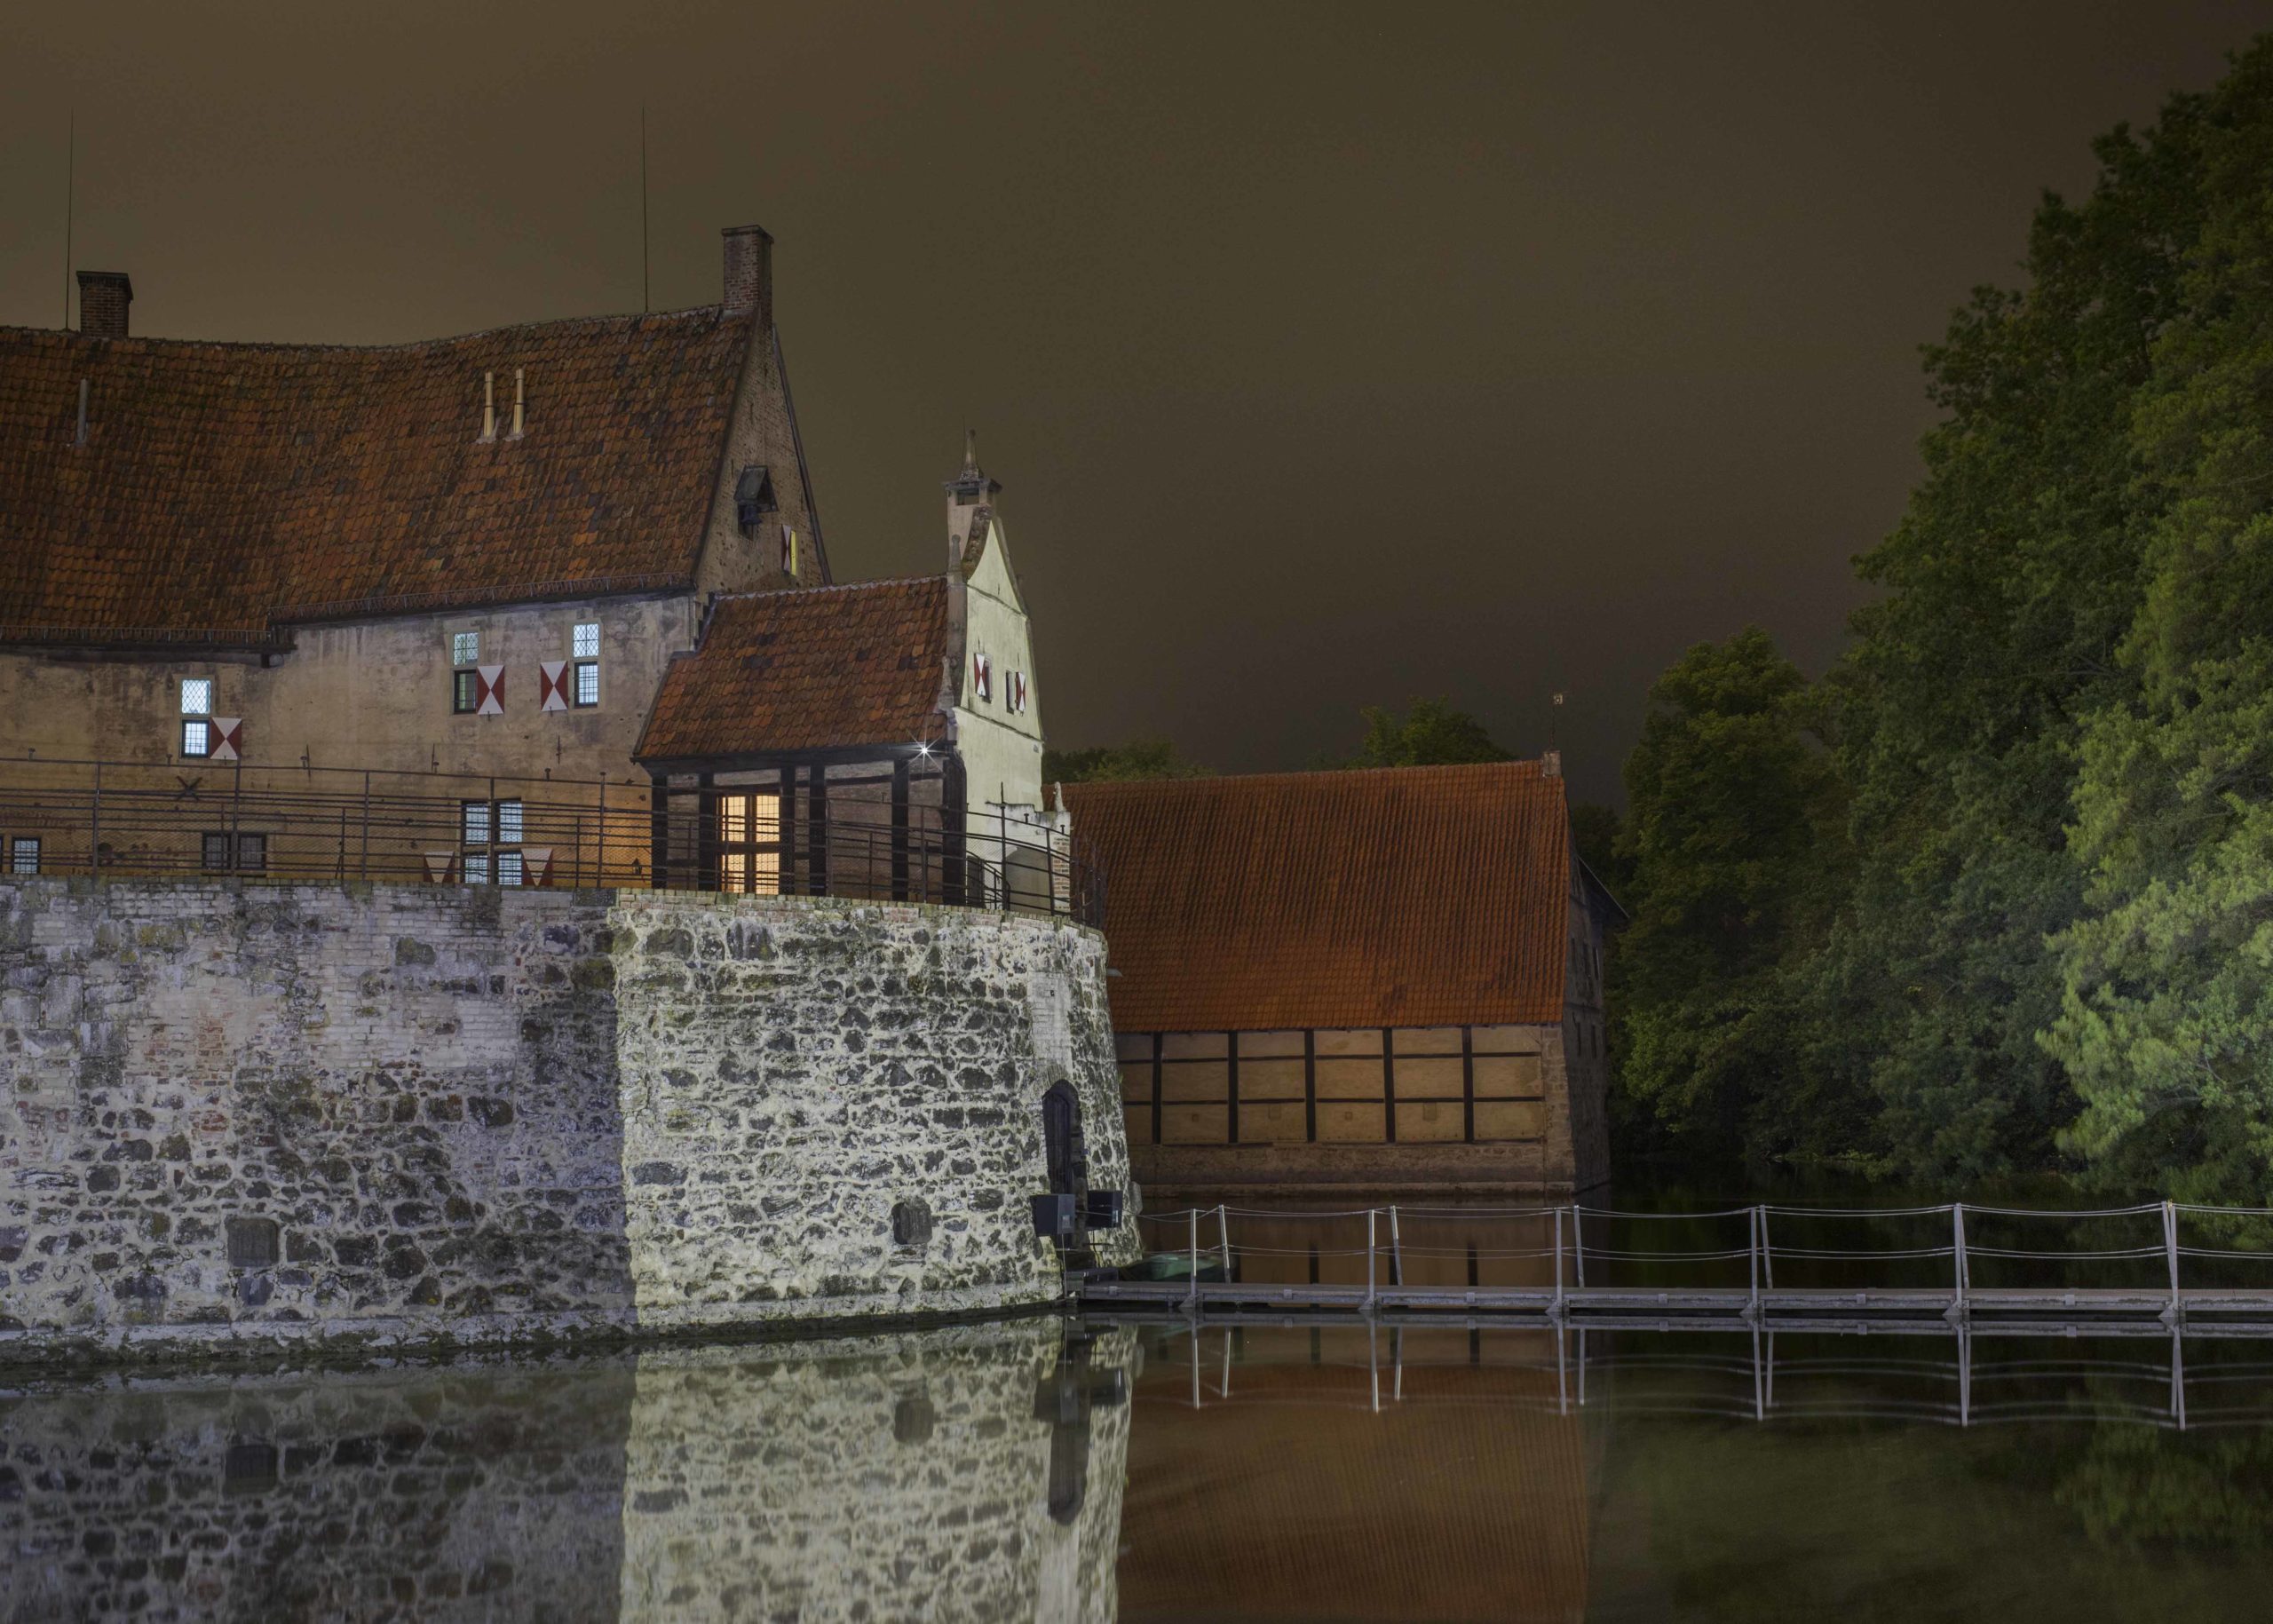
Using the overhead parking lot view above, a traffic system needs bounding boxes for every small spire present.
[946,426,1000,501]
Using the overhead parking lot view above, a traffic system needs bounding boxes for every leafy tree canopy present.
[1341,697,1513,769]
[1043,734,1214,785]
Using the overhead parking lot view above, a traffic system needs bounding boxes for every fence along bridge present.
[1079,1200,2273,1323]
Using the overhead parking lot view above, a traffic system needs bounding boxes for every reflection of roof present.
[0,308,750,641]
[1117,1352,1591,1622]
[637,576,954,761]
[1063,762,1573,1031]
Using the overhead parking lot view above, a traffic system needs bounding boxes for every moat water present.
[9,1313,2273,1621]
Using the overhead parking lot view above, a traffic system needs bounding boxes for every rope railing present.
[1121,1198,2273,1312]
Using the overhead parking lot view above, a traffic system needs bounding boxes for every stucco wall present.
[955,515,1048,815]
[0,592,701,790]
[0,880,1136,1369]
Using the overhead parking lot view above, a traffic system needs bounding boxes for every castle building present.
[0,229,1053,890]
[1064,759,1620,1197]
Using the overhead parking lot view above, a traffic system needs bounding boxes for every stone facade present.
[0,1319,1136,1622]
[0,879,1136,1368]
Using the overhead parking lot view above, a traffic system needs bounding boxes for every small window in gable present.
[734,466,777,535]
[452,631,479,668]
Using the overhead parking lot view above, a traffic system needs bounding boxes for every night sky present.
[5,4,2270,804]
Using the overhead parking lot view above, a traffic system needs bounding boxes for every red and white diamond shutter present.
[538,661,569,712]
[210,718,243,761]
[1010,672,1027,714]
[475,665,504,716]
[972,652,991,703]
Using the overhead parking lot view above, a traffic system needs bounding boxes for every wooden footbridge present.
[1078,1200,2273,1324]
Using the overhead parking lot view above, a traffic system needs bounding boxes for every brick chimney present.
[721,226,772,329]
[76,272,132,339]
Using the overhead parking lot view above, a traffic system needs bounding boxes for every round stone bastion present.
[0,878,1140,1371]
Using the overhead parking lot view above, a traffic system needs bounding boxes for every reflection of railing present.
[1094,1201,2273,1321]
[1121,1317,2273,1430]
[0,757,1105,925]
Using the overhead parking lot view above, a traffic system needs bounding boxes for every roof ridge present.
[709,574,948,608]
[0,304,735,358]
[1070,759,1548,791]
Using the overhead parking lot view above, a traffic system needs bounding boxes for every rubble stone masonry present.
[0,880,1136,1369]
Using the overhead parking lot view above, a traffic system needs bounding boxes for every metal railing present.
[0,755,1105,925]
[1126,1318,2273,1430]
[1100,1200,2273,1320]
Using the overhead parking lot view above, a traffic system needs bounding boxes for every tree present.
[1569,802,1633,901]
[1609,630,1848,1167]
[1342,697,1512,768]
[2046,49,2273,1199]
[1786,85,2215,1180]
[1043,734,1214,784]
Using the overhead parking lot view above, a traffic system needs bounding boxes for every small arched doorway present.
[1041,1081,1085,1196]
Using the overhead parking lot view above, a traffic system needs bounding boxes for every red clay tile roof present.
[0,308,751,642]
[637,575,954,761]
[1063,762,1573,1030]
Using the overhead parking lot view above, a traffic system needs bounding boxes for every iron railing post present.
[1572,1203,1586,1291]
[358,771,371,882]
[1758,1204,1773,1291]
[1187,1208,1200,1313]
[229,757,243,875]
[1216,1203,1232,1284]
[1952,1203,1969,1319]
[1389,1204,1402,1292]
[2165,1199,2182,1323]
[1365,1208,1377,1311]
[1552,1206,1566,1317]
[90,760,100,881]
[1747,1205,1761,1319]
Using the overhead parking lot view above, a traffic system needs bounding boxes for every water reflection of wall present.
[0,1322,1136,1623]
[0,1361,638,1621]
[615,1321,1134,1623]
[1115,1323,1592,1623]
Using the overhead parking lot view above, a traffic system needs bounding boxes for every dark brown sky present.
[4,3,2269,802]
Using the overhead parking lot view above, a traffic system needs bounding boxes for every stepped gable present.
[0,306,750,643]
[637,576,956,762]
[1063,760,1574,1032]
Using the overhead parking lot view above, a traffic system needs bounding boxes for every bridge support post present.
[2163,1200,2182,1325]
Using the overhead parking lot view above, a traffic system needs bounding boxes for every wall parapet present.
[0,879,1136,1370]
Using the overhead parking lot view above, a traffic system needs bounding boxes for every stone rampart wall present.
[0,880,1136,1367]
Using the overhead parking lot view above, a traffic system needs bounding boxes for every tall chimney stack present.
[721,225,772,329]
[75,271,132,339]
